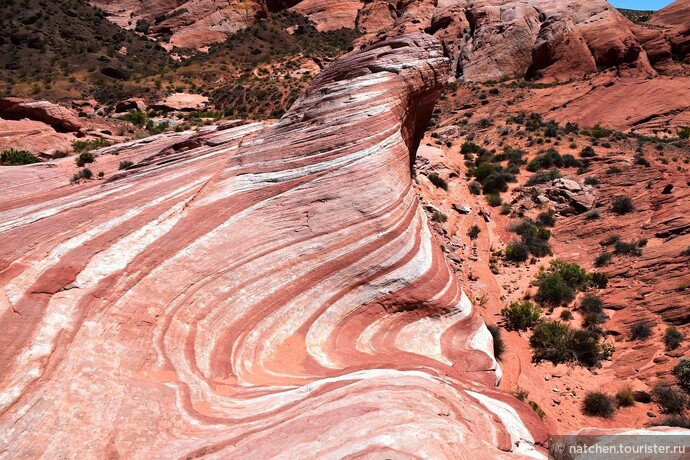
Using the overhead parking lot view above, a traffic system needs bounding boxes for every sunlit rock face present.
[356,0,656,82]
[0,34,547,458]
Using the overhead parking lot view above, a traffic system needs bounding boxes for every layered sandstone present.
[0,34,547,458]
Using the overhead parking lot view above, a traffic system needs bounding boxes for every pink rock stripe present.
[0,34,547,458]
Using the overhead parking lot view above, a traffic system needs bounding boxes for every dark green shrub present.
[70,168,94,184]
[486,194,502,207]
[525,167,561,186]
[630,322,652,341]
[468,181,482,195]
[611,196,635,215]
[655,415,690,428]
[461,141,483,155]
[537,212,556,227]
[562,154,582,168]
[580,146,596,158]
[614,240,642,256]
[595,252,613,267]
[1,149,40,166]
[512,386,529,401]
[529,400,546,419]
[582,391,616,418]
[584,176,600,185]
[589,272,608,289]
[664,327,684,351]
[607,166,622,175]
[75,152,95,167]
[673,359,690,392]
[122,109,148,127]
[530,320,571,364]
[560,309,574,321]
[119,160,134,170]
[431,210,448,223]
[427,172,448,191]
[487,324,505,361]
[501,301,541,331]
[468,225,481,240]
[500,203,512,215]
[652,383,688,414]
[505,241,530,262]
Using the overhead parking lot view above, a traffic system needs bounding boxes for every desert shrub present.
[70,168,93,184]
[486,193,502,207]
[505,241,530,262]
[678,127,690,139]
[584,176,600,185]
[582,392,616,418]
[1,149,40,166]
[589,272,608,289]
[537,211,556,227]
[500,203,512,215]
[526,148,562,172]
[52,151,70,159]
[673,359,690,393]
[655,415,690,428]
[611,196,635,215]
[427,172,448,191]
[526,167,561,186]
[468,181,482,195]
[629,322,652,341]
[562,154,582,168]
[461,141,483,155]
[652,383,688,414]
[75,152,95,167]
[431,210,448,223]
[534,260,590,306]
[585,209,601,220]
[119,160,134,170]
[591,124,612,139]
[606,166,622,175]
[512,386,529,402]
[487,324,505,361]
[122,109,148,127]
[529,400,546,419]
[468,225,481,240]
[594,252,613,267]
[616,385,636,407]
[580,295,607,329]
[501,301,541,331]
[634,391,652,404]
[530,320,569,360]
[509,218,553,258]
[580,146,597,158]
[560,309,574,321]
[72,138,110,153]
[614,240,642,256]
[664,327,684,351]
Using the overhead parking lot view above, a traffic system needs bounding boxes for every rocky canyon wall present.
[0,34,547,458]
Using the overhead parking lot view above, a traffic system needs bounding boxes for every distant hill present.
[0,0,172,102]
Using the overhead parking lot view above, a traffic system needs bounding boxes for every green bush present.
[560,309,574,321]
[652,383,688,414]
[537,212,556,227]
[614,240,642,256]
[630,322,652,341]
[70,168,94,184]
[75,152,95,167]
[595,252,613,267]
[501,301,541,331]
[468,225,481,240]
[582,391,616,418]
[72,138,110,153]
[529,400,546,419]
[487,324,505,361]
[673,359,690,393]
[505,241,530,262]
[611,196,635,216]
[580,146,597,158]
[664,327,684,351]
[1,149,40,166]
[468,181,482,195]
[580,295,607,329]
[119,160,134,170]
[530,320,571,364]
[655,415,690,428]
[512,386,529,402]
[122,109,148,127]
[526,167,561,186]
[427,172,448,191]
[431,210,448,223]
[486,193,502,207]
[584,176,600,185]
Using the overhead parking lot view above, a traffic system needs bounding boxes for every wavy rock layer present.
[0,34,546,459]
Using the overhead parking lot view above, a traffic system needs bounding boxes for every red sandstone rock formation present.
[0,97,82,133]
[0,34,548,458]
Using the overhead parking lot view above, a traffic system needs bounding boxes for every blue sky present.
[609,0,674,9]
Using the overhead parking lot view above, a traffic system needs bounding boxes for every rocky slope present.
[0,34,548,458]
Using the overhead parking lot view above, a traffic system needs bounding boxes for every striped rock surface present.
[0,34,546,459]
